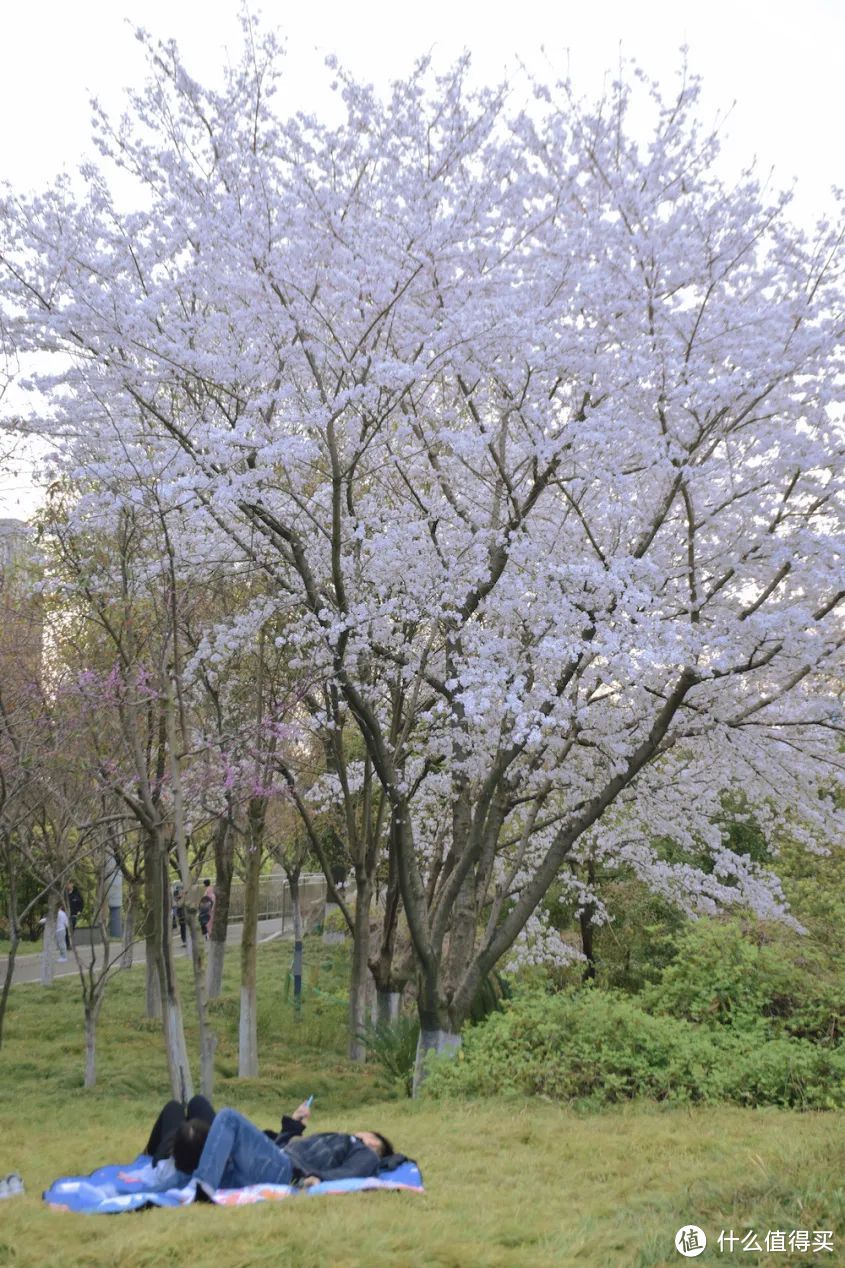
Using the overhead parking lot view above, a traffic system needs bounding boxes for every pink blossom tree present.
[2,23,843,1084]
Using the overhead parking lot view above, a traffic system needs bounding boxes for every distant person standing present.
[172,882,187,948]
[66,883,84,950]
[54,907,69,962]
[198,880,215,940]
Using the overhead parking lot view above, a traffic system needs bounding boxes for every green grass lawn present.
[0,937,42,956]
[0,939,843,1267]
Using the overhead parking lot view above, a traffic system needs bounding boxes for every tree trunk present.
[0,861,20,1047]
[579,905,596,980]
[348,871,373,1062]
[238,805,263,1078]
[40,892,58,986]
[121,880,140,970]
[143,835,162,1018]
[579,860,597,981]
[412,956,462,1096]
[182,899,216,1100]
[163,995,193,1101]
[121,903,135,969]
[413,1024,461,1097]
[375,989,402,1025]
[207,938,226,1001]
[150,831,192,1098]
[163,674,216,1100]
[83,997,103,1089]
[290,871,303,1019]
[0,930,19,1048]
[146,954,162,1017]
[369,834,409,1025]
[207,812,234,999]
[199,1012,216,1097]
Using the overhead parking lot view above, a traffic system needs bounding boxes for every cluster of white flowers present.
[505,912,586,972]
[2,26,843,1021]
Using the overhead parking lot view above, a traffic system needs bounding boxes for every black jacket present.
[266,1115,384,1182]
[281,1131,382,1182]
[269,1118,381,1181]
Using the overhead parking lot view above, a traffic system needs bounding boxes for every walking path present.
[0,915,292,987]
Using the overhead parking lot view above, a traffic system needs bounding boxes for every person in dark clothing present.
[144,1095,216,1164]
[66,884,84,950]
[282,1128,393,1188]
[198,881,214,940]
[141,1096,396,1195]
[188,1101,394,1196]
[172,883,187,948]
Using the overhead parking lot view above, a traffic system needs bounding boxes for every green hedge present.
[423,990,845,1109]
[642,919,845,1044]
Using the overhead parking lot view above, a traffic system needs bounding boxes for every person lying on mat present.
[143,1095,312,1163]
[146,1097,395,1195]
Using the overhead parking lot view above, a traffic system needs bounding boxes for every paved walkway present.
[0,915,292,987]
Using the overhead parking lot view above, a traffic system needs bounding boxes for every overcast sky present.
[1,0,843,516]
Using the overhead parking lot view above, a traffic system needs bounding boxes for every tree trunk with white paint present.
[83,995,104,1089]
[121,897,135,970]
[347,872,372,1062]
[40,892,58,986]
[207,811,234,999]
[375,989,402,1025]
[238,800,263,1078]
[289,871,303,1019]
[147,823,192,1099]
[164,672,216,1099]
[163,995,193,1101]
[143,833,163,1019]
[413,1026,461,1097]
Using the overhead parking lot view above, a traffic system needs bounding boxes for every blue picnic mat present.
[43,1154,424,1213]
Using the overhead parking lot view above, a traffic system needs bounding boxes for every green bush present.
[423,989,845,1109]
[643,920,792,1033]
[644,918,845,1044]
[715,1037,845,1110]
[359,1015,420,1096]
[586,875,690,991]
[321,906,350,937]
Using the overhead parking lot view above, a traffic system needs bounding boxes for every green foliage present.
[715,1037,845,1111]
[467,969,513,1023]
[588,877,689,991]
[321,906,350,937]
[644,918,845,1044]
[716,791,771,863]
[359,1015,420,1096]
[424,988,845,1110]
[644,920,795,1033]
[778,837,845,960]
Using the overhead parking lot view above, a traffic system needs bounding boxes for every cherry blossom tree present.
[2,21,843,1083]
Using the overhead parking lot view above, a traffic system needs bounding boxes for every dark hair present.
[202,878,212,888]
[370,1132,394,1159]
[173,1118,210,1174]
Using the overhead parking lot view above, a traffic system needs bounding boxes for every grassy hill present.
[0,938,842,1266]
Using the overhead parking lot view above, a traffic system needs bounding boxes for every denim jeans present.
[193,1108,294,1192]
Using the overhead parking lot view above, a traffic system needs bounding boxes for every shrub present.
[359,1015,420,1096]
[321,906,350,940]
[644,918,845,1044]
[643,920,790,1034]
[587,875,690,991]
[423,989,845,1110]
[716,1037,845,1110]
